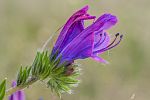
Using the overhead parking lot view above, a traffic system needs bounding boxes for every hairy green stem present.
[6,77,38,96]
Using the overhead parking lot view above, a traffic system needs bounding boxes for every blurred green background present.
[0,0,150,100]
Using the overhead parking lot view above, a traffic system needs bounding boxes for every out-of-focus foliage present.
[0,0,150,100]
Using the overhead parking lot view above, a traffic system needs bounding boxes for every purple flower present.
[51,5,123,64]
[8,81,25,100]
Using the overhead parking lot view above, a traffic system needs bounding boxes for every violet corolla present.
[51,5,123,65]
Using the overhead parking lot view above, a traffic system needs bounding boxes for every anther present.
[100,33,102,36]
[101,34,123,52]
[94,33,122,54]
[94,32,106,48]
[120,34,123,38]
[115,33,120,37]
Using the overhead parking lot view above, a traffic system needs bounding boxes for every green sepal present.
[15,51,80,98]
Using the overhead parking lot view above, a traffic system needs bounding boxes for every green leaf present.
[15,51,81,98]
[0,79,6,100]
[17,66,31,86]
[17,66,23,86]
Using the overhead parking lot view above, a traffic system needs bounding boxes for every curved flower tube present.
[51,5,123,64]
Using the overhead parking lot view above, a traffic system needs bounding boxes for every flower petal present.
[58,14,117,63]
[93,14,117,54]
[15,91,25,100]
[60,32,94,62]
[8,81,25,100]
[52,5,95,54]
[95,13,118,31]
[91,55,109,64]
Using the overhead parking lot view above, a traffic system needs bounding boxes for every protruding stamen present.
[94,33,123,53]
[97,32,106,45]
[94,32,106,48]
[120,34,123,38]
[100,34,123,52]
[104,33,119,48]
[100,33,102,36]
[115,33,120,37]
[99,33,120,50]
